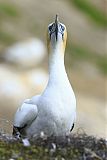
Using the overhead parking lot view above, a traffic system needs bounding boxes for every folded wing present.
[13,99,38,136]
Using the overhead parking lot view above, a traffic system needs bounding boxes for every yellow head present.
[47,15,67,54]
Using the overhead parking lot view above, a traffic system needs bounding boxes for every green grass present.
[97,56,107,75]
[0,134,106,160]
[0,31,16,45]
[0,3,19,18]
[0,3,19,47]
[67,42,107,74]
[69,0,107,27]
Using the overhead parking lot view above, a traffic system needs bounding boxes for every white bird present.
[13,15,76,138]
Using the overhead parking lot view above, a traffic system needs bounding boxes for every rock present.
[3,38,46,68]
[0,64,48,117]
[0,64,29,103]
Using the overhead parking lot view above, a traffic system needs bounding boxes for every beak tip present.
[55,14,59,23]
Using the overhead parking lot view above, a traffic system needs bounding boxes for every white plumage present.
[13,15,76,138]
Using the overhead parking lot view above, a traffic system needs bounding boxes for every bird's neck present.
[48,46,68,84]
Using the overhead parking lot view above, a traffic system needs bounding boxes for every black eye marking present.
[48,24,56,39]
[59,24,65,40]
[48,23,65,40]
[61,25,65,31]
[59,24,65,34]
[49,24,55,33]
[49,25,52,32]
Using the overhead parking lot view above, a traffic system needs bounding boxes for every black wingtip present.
[13,126,21,138]
[13,124,27,138]
[70,123,75,132]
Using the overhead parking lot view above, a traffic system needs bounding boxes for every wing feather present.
[13,100,38,128]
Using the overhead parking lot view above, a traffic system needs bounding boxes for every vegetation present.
[67,42,107,74]
[0,30,16,45]
[0,3,19,46]
[0,3,19,17]
[69,0,107,27]
[0,133,106,160]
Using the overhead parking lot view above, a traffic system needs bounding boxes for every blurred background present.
[0,0,106,138]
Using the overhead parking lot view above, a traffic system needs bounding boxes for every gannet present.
[13,15,76,138]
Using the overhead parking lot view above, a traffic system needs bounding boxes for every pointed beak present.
[55,15,59,41]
